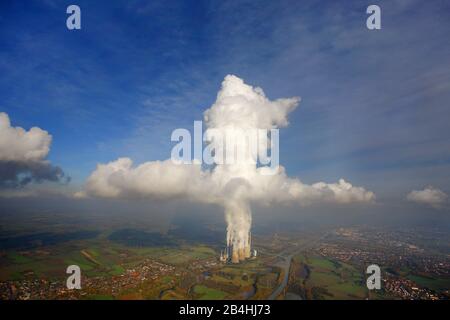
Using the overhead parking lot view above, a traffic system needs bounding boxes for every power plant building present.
[219,232,256,263]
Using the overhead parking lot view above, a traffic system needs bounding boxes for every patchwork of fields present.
[288,253,368,299]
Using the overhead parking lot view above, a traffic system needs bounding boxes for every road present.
[268,253,295,300]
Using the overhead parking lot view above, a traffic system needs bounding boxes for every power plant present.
[219,231,257,263]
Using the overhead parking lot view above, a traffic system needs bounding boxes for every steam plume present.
[78,75,375,261]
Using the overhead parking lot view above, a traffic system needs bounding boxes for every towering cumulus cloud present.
[79,75,375,262]
[0,112,67,189]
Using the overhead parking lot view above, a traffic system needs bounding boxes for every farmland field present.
[289,254,367,300]
[193,285,227,299]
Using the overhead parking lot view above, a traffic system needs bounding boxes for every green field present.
[408,274,450,292]
[0,237,221,283]
[292,254,367,300]
[86,294,114,300]
[8,252,34,264]
[193,285,227,300]
[125,245,215,265]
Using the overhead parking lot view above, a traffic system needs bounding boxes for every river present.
[268,234,328,300]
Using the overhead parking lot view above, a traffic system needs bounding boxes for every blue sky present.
[1,0,450,200]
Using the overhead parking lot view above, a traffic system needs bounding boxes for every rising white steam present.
[78,75,375,260]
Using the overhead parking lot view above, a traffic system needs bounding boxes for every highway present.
[268,253,295,300]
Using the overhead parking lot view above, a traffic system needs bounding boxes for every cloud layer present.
[0,112,68,189]
[407,186,448,209]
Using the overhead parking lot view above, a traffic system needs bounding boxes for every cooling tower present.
[231,250,240,263]
[238,247,246,261]
[244,231,251,258]
[244,245,251,258]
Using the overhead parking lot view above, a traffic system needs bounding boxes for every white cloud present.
[0,112,67,189]
[79,75,375,259]
[0,112,51,162]
[407,186,448,209]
